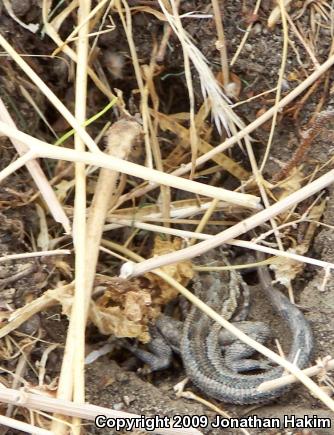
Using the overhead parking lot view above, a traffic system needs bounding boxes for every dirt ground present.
[1,0,334,434]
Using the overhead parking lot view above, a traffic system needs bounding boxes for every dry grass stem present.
[260,0,289,172]
[190,198,219,245]
[258,357,334,392]
[211,0,229,86]
[0,120,260,208]
[230,0,262,66]
[108,198,236,222]
[0,33,101,154]
[243,131,284,250]
[117,0,153,171]
[0,385,202,435]
[0,414,52,435]
[52,0,112,56]
[104,219,334,271]
[171,52,334,178]
[157,20,174,62]
[19,85,58,138]
[168,0,198,176]
[42,0,117,102]
[285,12,320,68]
[158,0,246,134]
[122,169,334,277]
[3,0,38,33]
[268,0,292,28]
[6,350,33,422]
[118,1,172,228]
[52,2,91,433]
[0,250,70,262]
[0,98,71,233]
[72,0,91,417]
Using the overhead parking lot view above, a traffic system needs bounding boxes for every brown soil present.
[1,1,334,434]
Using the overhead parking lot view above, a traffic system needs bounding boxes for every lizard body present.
[180,260,313,404]
[127,252,313,404]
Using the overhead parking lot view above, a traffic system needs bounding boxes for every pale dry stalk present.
[0,98,70,233]
[258,357,334,392]
[122,169,334,277]
[84,119,140,312]
[211,0,229,86]
[0,250,70,262]
[41,0,117,101]
[0,385,202,435]
[114,53,334,206]
[0,33,100,154]
[0,414,52,435]
[0,120,260,209]
[104,219,334,271]
[52,2,91,432]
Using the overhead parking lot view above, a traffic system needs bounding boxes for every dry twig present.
[258,357,334,392]
[0,120,260,208]
[122,169,334,277]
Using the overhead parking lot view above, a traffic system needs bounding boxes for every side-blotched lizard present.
[127,251,313,404]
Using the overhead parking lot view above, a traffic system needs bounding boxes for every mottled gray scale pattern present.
[126,252,313,404]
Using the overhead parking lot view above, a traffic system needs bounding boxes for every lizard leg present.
[216,321,273,372]
[121,326,173,372]
[123,314,183,372]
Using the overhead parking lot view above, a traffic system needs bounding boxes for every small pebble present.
[18,314,40,336]
[123,394,135,405]
[252,23,262,35]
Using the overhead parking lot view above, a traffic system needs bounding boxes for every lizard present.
[125,250,313,404]
[179,251,313,404]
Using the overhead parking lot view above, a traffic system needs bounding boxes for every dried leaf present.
[36,204,50,251]
[274,168,303,201]
[54,260,73,279]
[271,200,326,286]
[90,278,156,342]
[195,100,212,142]
[91,288,153,342]
[54,179,75,202]
[287,71,300,81]
[153,111,250,180]
[271,255,303,287]
[299,200,326,254]
[147,237,194,303]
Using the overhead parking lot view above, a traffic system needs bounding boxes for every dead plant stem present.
[0,121,260,209]
[260,0,289,172]
[211,0,229,85]
[51,2,91,432]
[123,169,334,277]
